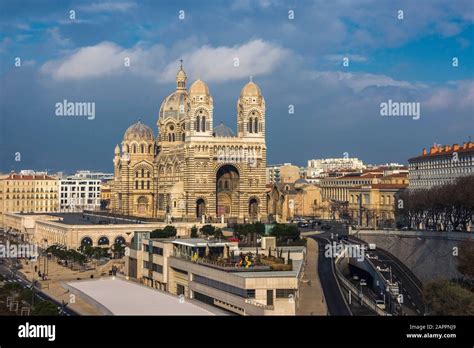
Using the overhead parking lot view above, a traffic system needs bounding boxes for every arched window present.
[140,144,144,153]
[248,118,252,133]
[172,133,175,142]
[182,133,185,141]
[254,118,258,133]
[132,144,137,153]
[201,116,206,132]
[141,180,144,189]
[141,169,144,177]
[147,181,150,190]
[168,133,172,142]
[147,171,150,178]
[148,145,152,153]
[135,181,139,189]
[196,116,200,132]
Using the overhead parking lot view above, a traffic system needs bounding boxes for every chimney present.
[430,146,437,155]
[422,148,427,155]
[453,143,459,151]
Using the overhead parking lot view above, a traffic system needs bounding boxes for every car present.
[297,222,309,228]
[321,225,332,230]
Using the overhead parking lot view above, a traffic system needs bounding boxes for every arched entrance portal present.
[81,237,93,246]
[196,198,206,218]
[137,196,148,214]
[249,198,259,219]
[216,165,239,218]
[98,236,110,246]
[114,236,126,245]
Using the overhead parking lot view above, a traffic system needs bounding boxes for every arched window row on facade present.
[135,180,151,190]
[124,143,154,154]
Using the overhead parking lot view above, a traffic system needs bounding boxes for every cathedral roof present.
[189,79,210,95]
[123,121,154,142]
[159,90,189,121]
[159,62,189,121]
[213,122,235,137]
[240,80,262,98]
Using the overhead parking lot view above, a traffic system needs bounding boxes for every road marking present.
[416,309,421,314]
[411,301,416,306]
[407,294,411,299]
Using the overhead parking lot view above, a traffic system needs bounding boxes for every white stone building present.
[408,142,474,190]
[59,175,102,212]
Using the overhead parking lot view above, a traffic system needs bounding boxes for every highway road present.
[348,235,425,315]
[310,234,352,315]
[299,220,424,316]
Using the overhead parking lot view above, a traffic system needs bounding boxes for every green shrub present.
[150,225,177,238]
[200,224,215,236]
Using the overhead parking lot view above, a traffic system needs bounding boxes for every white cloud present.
[423,81,474,111]
[40,39,289,83]
[46,27,70,47]
[79,2,136,12]
[41,42,126,80]
[161,39,289,83]
[306,70,422,92]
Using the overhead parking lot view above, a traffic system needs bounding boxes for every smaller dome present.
[190,79,210,95]
[213,122,235,137]
[176,69,187,79]
[240,80,262,98]
[123,121,154,142]
[114,144,120,154]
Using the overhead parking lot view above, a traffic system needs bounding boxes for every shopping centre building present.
[126,235,305,315]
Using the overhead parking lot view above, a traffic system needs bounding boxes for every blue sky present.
[0,0,473,173]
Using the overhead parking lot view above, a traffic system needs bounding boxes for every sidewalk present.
[297,237,328,315]
[18,258,124,315]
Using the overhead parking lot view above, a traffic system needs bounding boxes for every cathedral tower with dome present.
[110,63,267,222]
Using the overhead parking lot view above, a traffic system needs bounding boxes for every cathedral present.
[110,63,267,222]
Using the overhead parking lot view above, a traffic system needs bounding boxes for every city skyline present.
[1,1,473,172]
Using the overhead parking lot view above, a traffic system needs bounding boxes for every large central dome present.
[159,90,189,121]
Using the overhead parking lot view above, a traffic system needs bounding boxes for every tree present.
[423,279,474,315]
[32,300,59,316]
[396,175,474,231]
[200,224,215,236]
[150,225,177,238]
[190,225,198,238]
[214,228,223,238]
[269,224,300,242]
[111,243,126,258]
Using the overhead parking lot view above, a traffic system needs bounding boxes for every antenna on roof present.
[179,59,183,69]
[249,75,253,82]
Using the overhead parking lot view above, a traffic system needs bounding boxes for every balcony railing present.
[172,250,273,272]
